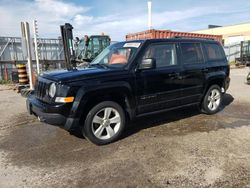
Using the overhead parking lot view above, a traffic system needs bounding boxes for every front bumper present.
[26,95,79,130]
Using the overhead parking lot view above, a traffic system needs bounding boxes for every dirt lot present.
[0,68,250,188]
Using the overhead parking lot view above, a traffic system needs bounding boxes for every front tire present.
[82,101,125,145]
[201,85,222,115]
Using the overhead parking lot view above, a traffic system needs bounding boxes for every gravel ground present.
[0,68,250,188]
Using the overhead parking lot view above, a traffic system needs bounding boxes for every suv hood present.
[41,67,114,82]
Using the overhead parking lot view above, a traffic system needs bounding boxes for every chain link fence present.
[0,36,65,81]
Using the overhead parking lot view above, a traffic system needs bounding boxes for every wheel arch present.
[199,73,226,106]
[70,82,136,126]
[204,73,226,95]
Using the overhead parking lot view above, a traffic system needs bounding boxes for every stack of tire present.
[16,64,31,97]
[16,64,29,85]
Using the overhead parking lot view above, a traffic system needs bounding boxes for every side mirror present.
[138,58,156,70]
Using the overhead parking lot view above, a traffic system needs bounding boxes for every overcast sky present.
[1,0,250,41]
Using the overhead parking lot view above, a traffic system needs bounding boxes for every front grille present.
[34,80,47,100]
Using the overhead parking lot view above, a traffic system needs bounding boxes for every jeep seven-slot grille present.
[35,80,47,99]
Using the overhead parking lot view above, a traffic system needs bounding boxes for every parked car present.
[27,38,230,145]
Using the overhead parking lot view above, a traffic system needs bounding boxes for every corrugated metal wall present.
[0,37,64,62]
[224,42,241,62]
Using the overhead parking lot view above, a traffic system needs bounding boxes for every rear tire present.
[82,101,125,145]
[201,85,222,115]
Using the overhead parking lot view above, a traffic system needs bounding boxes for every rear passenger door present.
[179,42,207,105]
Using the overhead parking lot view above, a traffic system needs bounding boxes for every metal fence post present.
[22,22,34,90]
[33,20,40,75]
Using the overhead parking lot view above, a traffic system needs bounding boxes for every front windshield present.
[75,39,85,59]
[90,42,141,67]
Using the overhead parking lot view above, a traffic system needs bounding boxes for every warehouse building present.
[192,22,250,45]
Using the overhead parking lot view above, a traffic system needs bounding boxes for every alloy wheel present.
[207,89,221,111]
[91,107,121,140]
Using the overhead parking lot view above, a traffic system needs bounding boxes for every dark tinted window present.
[204,43,225,60]
[181,43,204,64]
[143,43,177,68]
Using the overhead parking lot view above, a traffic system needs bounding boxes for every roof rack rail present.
[172,36,215,40]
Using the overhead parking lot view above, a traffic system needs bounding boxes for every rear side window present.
[181,43,204,64]
[204,43,225,61]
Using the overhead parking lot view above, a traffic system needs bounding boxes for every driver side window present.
[142,43,177,68]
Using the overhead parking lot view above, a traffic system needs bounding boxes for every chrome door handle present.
[202,68,209,73]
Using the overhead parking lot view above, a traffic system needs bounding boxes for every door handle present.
[201,68,209,73]
[168,72,180,77]
[168,72,182,80]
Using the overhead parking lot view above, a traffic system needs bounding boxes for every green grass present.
[0,80,13,85]
[229,61,236,65]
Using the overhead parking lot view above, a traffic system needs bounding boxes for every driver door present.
[135,42,183,114]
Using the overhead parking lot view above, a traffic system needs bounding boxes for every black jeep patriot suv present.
[27,38,230,145]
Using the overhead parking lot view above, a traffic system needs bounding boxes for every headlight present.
[48,83,56,98]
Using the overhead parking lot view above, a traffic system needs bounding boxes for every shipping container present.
[126,29,223,43]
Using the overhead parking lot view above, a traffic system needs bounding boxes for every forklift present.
[75,34,110,63]
[60,23,111,70]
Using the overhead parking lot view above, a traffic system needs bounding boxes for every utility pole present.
[21,21,34,90]
[148,1,152,30]
[33,20,40,75]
